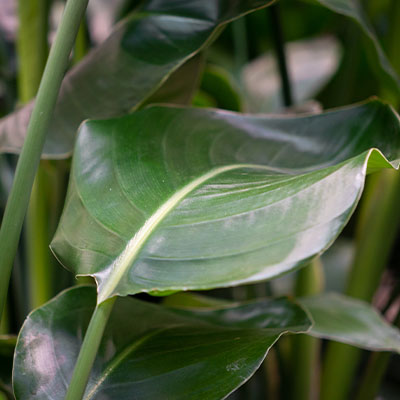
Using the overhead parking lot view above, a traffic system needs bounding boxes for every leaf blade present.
[13,286,310,400]
[0,0,273,158]
[50,100,400,302]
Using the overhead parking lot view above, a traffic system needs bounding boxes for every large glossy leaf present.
[13,286,310,400]
[0,0,272,158]
[300,293,400,352]
[313,0,400,94]
[51,100,400,303]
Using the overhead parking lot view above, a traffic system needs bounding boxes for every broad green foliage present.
[13,286,310,400]
[51,101,400,303]
[314,0,400,94]
[300,293,400,352]
[0,0,272,158]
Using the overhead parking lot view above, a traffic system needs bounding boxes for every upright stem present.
[269,4,293,107]
[17,0,53,310]
[65,298,116,400]
[290,258,324,400]
[355,313,400,400]
[0,0,89,321]
[17,0,49,104]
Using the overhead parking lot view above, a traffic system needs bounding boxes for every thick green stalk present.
[354,293,400,399]
[321,171,400,400]
[17,0,53,310]
[65,298,116,400]
[0,303,9,334]
[290,258,324,400]
[17,0,49,104]
[0,0,89,321]
[73,18,89,64]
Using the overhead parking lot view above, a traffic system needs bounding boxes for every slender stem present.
[290,258,324,400]
[17,0,53,310]
[269,4,293,107]
[320,170,400,400]
[0,0,89,321]
[65,298,116,400]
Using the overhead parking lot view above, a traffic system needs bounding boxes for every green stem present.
[17,0,50,104]
[290,258,324,400]
[0,302,9,334]
[269,4,293,107]
[321,170,400,400]
[73,18,89,64]
[17,0,53,310]
[354,295,400,400]
[0,0,89,322]
[26,167,53,308]
[65,298,116,400]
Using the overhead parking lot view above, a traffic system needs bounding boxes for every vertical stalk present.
[321,3,400,395]
[0,0,89,322]
[321,170,400,400]
[290,258,324,400]
[269,4,293,107]
[65,298,116,400]
[73,18,89,65]
[17,0,53,310]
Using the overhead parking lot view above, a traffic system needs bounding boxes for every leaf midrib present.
[97,163,281,303]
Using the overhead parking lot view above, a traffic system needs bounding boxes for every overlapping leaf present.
[51,100,400,302]
[0,0,272,158]
[300,293,400,351]
[13,286,310,400]
[164,291,400,352]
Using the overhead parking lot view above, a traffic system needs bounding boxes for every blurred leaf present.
[313,0,400,95]
[0,0,273,158]
[199,65,242,111]
[300,293,400,352]
[13,286,310,399]
[50,101,400,303]
[242,36,340,112]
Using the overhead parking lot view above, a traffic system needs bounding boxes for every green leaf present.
[313,0,400,94]
[0,335,16,398]
[0,0,272,159]
[299,293,400,352]
[51,100,400,303]
[163,291,400,353]
[13,286,310,400]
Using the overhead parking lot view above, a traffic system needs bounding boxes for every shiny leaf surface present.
[51,100,400,302]
[13,286,310,400]
[300,293,400,352]
[0,0,272,158]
